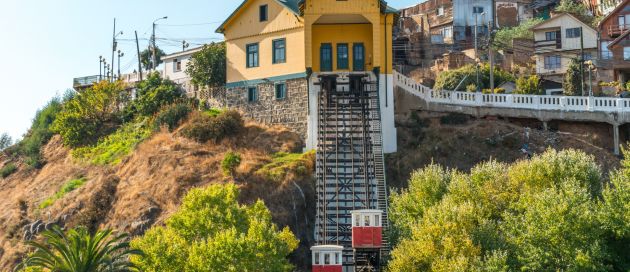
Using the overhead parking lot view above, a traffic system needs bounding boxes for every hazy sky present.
[0,0,420,140]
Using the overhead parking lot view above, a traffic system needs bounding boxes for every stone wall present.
[224,78,309,140]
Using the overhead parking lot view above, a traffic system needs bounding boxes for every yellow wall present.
[223,0,305,83]
[311,24,373,72]
[303,0,394,74]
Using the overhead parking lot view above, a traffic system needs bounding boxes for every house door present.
[320,43,332,72]
[353,43,365,72]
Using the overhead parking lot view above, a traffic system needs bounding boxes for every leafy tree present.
[124,72,184,118]
[140,47,166,70]
[0,133,12,151]
[389,149,630,271]
[131,183,299,272]
[515,75,543,95]
[434,64,515,91]
[186,42,227,88]
[493,18,544,50]
[52,81,128,147]
[555,0,597,26]
[563,58,583,96]
[18,226,142,272]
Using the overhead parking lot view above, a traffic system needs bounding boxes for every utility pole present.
[135,31,143,81]
[99,56,103,81]
[475,14,480,92]
[117,50,124,79]
[489,0,496,92]
[111,18,116,82]
[580,26,585,96]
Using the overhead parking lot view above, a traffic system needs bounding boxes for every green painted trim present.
[226,72,307,88]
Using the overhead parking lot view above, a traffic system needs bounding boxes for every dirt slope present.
[0,122,315,271]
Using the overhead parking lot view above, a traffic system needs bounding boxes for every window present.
[246,43,259,68]
[176,60,182,72]
[473,6,484,14]
[314,252,320,265]
[364,215,370,227]
[619,15,626,29]
[545,31,557,41]
[337,252,342,265]
[566,27,581,38]
[337,43,349,69]
[442,26,453,39]
[275,83,286,100]
[601,41,612,60]
[320,43,333,72]
[624,47,630,60]
[273,39,286,64]
[375,214,380,227]
[354,215,360,227]
[544,55,561,70]
[353,43,365,71]
[259,5,268,22]
[247,87,258,102]
[324,253,330,265]
[437,6,444,16]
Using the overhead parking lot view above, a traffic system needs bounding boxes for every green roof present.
[216,0,300,33]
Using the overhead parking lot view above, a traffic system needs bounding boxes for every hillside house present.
[598,0,630,83]
[531,12,597,83]
[217,0,398,153]
[161,46,204,96]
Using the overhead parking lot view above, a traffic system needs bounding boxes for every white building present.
[531,13,598,81]
[161,46,204,95]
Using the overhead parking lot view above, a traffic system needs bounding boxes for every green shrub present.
[439,113,469,125]
[72,119,152,165]
[466,84,477,92]
[204,108,222,117]
[125,72,184,118]
[515,75,544,95]
[0,163,17,178]
[221,152,241,176]
[482,88,506,94]
[435,64,515,91]
[9,97,64,168]
[256,151,315,181]
[153,103,192,131]
[39,177,87,209]
[52,81,128,147]
[181,110,244,143]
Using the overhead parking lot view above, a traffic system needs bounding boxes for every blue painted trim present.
[226,72,307,88]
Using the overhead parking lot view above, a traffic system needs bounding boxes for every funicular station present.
[304,1,397,271]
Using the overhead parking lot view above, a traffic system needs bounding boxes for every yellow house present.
[217,0,397,153]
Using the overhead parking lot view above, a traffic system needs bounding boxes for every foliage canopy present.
[434,64,515,91]
[131,183,299,272]
[186,42,227,88]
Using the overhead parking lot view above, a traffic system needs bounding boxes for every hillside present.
[0,120,315,270]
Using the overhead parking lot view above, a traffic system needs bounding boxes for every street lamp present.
[117,50,124,79]
[99,56,104,80]
[585,60,596,97]
[151,16,168,70]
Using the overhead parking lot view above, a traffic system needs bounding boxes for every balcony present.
[607,24,630,37]
[72,75,102,88]
[534,39,561,53]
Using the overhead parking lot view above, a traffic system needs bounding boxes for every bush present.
[72,119,152,165]
[256,151,315,181]
[434,64,515,91]
[440,113,469,125]
[181,110,244,143]
[466,84,477,92]
[125,72,184,118]
[52,81,128,147]
[153,103,192,131]
[563,58,582,96]
[39,177,87,209]
[482,88,506,94]
[221,151,241,176]
[515,75,543,95]
[0,163,17,178]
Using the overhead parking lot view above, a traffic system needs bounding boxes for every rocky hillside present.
[0,120,315,271]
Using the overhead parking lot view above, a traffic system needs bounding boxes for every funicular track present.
[314,74,389,271]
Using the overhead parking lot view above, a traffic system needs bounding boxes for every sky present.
[0,0,421,140]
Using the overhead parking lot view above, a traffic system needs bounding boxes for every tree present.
[563,58,583,96]
[18,226,142,272]
[52,81,129,147]
[555,0,596,26]
[0,133,12,151]
[493,18,544,50]
[515,75,544,95]
[124,71,184,118]
[185,42,226,88]
[389,149,630,271]
[140,47,165,71]
[131,183,299,272]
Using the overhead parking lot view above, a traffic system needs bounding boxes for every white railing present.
[394,71,628,113]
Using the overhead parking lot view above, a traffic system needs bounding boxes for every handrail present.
[393,70,629,113]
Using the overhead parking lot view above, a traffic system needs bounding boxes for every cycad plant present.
[18,226,142,272]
